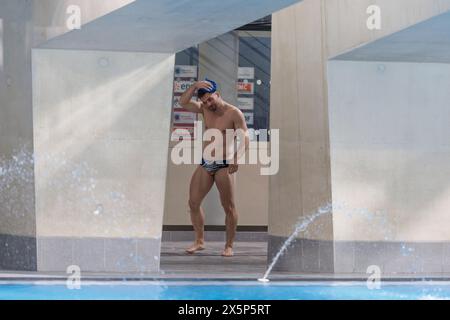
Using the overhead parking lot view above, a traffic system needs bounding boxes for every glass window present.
[238,30,271,141]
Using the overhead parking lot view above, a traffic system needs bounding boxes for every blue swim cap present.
[197,78,217,96]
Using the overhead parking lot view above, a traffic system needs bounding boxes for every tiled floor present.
[160,241,268,279]
[2,241,450,281]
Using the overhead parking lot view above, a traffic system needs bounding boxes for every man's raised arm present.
[179,81,212,113]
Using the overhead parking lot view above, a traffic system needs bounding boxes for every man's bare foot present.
[221,246,234,257]
[186,242,205,254]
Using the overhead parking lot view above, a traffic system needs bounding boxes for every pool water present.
[1,281,450,300]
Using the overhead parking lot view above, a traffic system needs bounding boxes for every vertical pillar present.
[0,0,36,271]
[268,0,334,273]
[269,0,450,274]
[32,49,174,272]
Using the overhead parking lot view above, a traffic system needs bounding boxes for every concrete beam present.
[38,0,302,53]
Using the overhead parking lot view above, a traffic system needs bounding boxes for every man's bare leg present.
[186,165,214,254]
[214,168,237,257]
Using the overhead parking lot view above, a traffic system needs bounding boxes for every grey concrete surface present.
[40,0,302,52]
[334,10,450,63]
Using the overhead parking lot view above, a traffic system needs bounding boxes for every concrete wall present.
[32,49,174,272]
[328,9,450,273]
[0,0,36,271]
[269,0,335,274]
[324,0,450,57]
[269,0,450,273]
[0,0,139,272]
[328,60,450,266]
[163,144,269,227]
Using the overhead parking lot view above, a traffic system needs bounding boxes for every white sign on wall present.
[237,81,254,95]
[174,65,198,78]
[238,97,254,111]
[174,80,194,93]
[173,111,197,124]
[238,67,255,80]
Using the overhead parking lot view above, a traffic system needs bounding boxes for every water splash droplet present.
[260,203,332,280]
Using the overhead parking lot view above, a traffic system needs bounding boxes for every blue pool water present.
[1,281,450,300]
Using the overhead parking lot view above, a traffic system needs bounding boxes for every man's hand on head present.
[195,81,213,91]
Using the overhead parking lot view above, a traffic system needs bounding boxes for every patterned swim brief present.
[201,158,229,173]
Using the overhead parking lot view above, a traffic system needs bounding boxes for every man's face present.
[200,92,219,111]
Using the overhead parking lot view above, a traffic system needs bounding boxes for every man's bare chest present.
[203,111,235,131]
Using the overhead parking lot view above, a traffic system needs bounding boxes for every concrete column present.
[328,11,450,275]
[0,0,148,272]
[268,0,450,273]
[0,0,36,271]
[198,31,239,225]
[269,0,334,273]
[32,49,174,272]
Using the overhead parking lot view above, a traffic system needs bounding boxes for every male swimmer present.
[179,79,249,257]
